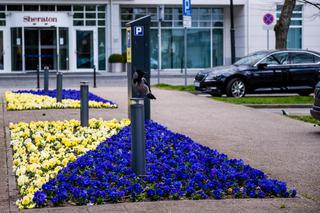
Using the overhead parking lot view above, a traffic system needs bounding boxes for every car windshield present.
[234,52,268,66]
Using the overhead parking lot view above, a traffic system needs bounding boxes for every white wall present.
[302,3,320,52]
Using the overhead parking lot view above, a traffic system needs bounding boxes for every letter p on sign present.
[134,26,144,36]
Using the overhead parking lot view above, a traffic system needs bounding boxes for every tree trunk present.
[274,0,297,49]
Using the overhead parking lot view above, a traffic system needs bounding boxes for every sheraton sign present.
[23,16,58,23]
[9,12,70,27]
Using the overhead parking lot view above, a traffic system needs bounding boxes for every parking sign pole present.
[184,27,187,86]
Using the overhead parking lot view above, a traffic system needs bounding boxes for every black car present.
[194,50,320,97]
[311,82,320,121]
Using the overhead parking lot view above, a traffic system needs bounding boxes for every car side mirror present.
[257,63,268,70]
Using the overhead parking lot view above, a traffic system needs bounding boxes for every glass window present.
[0,31,3,70]
[315,55,320,63]
[0,20,5,26]
[40,5,55,11]
[150,29,159,69]
[98,5,105,11]
[86,20,96,26]
[24,5,39,11]
[98,28,106,70]
[277,5,302,48]
[85,5,96,11]
[161,29,184,69]
[261,53,289,65]
[76,31,94,68]
[212,29,223,66]
[74,13,84,19]
[86,13,96,19]
[7,5,22,11]
[98,20,105,26]
[59,28,69,70]
[0,5,5,11]
[11,28,23,71]
[290,52,315,64]
[187,29,210,68]
[73,20,84,26]
[98,13,105,18]
[73,5,84,11]
[57,5,72,11]
[234,52,268,66]
[287,28,301,48]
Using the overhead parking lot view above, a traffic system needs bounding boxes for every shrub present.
[108,54,123,63]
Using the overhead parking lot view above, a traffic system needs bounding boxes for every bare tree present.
[274,0,296,49]
[274,0,320,49]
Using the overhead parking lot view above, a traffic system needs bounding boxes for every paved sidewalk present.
[0,87,319,212]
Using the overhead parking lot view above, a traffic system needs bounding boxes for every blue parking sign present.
[133,26,144,36]
[183,0,192,16]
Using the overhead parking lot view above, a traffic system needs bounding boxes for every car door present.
[252,52,289,91]
[288,52,320,89]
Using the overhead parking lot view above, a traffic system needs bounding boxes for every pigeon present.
[281,109,289,116]
[133,70,156,100]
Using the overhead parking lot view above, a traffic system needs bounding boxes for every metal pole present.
[230,0,236,64]
[56,72,63,102]
[37,65,40,89]
[130,98,146,176]
[184,27,187,86]
[93,65,97,88]
[44,66,49,92]
[80,81,89,127]
[267,29,269,50]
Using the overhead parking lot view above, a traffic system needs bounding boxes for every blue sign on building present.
[183,0,192,17]
[133,26,144,36]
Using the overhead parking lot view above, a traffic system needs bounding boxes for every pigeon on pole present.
[133,70,156,99]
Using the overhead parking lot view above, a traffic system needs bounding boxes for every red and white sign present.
[23,16,58,23]
[9,12,70,27]
[262,13,275,30]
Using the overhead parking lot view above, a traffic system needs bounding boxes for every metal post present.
[230,0,236,64]
[267,29,270,50]
[80,81,89,127]
[93,65,97,88]
[184,27,187,86]
[44,66,49,92]
[36,65,40,89]
[130,98,146,176]
[56,72,63,102]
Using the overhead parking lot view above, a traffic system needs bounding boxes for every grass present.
[153,83,313,105]
[212,96,314,105]
[289,115,320,125]
[153,83,196,92]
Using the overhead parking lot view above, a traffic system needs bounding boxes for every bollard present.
[44,66,49,92]
[80,81,89,127]
[37,65,40,89]
[56,72,63,102]
[93,65,97,88]
[130,98,146,176]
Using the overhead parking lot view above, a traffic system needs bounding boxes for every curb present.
[244,104,312,108]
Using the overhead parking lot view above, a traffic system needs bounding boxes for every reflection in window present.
[98,28,106,70]
[11,28,23,71]
[187,29,210,68]
[59,28,69,70]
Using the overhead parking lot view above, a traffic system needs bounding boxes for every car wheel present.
[226,78,246,98]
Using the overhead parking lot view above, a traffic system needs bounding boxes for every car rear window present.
[290,52,316,64]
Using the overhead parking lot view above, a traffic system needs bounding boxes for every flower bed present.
[5,89,117,111]
[27,120,296,209]
[9,118,130,209]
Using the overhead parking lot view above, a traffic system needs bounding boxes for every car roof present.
[254,49,320,56]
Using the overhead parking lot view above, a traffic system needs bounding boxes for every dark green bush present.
[108,54,123,63]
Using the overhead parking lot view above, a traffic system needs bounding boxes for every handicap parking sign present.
[133,26,144,36]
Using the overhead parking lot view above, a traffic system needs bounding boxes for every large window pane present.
[150,29,158,69]
[76,31,94,68]
[59,28,69,70]
[187,29,210,68]
[98,28,106,70]
[11,28,23,71]
[287,28,301,48]
[161,29,184,69]
[212,29,223,66]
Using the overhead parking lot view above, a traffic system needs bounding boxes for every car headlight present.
[205,73,223,81]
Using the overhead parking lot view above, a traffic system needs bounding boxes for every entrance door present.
[25,28,57,71]
[76,30,94,69]
[25,29,39,70]
[0,31,3,70]
[40,29,57,70]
